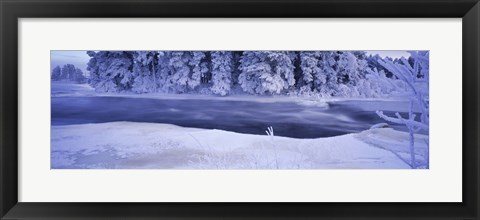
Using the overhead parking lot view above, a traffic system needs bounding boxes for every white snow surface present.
[51,122,428,169]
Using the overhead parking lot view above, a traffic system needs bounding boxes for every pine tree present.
[132,51,158,93]
[238,51,265,94]
[73,68,86,83]
[268,51,296,91]
[156,51,172,92]
[61,64,76,81]
[165,52,190,93]
[51,65,62,81]
[367,54,395,78]
[86,51,134,92]
[188,52,209,90]
[80,50,423,99]
[210,51,234,96]
[238,51,295,95]
[298,51,337,96]
[317,52,339,95]
[299,51,320,92]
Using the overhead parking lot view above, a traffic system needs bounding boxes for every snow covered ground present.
[51,121,428,169]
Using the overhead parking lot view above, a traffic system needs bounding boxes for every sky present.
[50,50,411,73]
[365,51,410,59]
[51,51,90,73]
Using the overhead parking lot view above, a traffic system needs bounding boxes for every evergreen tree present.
[80,50,422,98]
[367,54,396,78]
[61,64,76,81]
[188,51,209,89]
[165,52,191,93]
[73,68,86,83]
[317,51,339,95]
[156,51,173,92]
[298,51,320,92]
[86,51,134,92]
[268,51,296,91]
[298,51,337,96]
[333,51,369,96]
[51,65,62,81]
[132,51,158,93]
[210,51,234,96]
[238,51,295,95]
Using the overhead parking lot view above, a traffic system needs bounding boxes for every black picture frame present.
[1,0,479,219]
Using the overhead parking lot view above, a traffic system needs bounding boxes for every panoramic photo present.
[51,50,429,169]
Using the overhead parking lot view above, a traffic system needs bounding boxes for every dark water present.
[51,96,410,139]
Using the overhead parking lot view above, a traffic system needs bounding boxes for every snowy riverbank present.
[51,121,428,169]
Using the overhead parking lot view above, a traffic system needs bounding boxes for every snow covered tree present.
[61,64,76,81]
[362,67,407,97]
[86,51,134,92]
[156,51,172,92]
[409,51,429,80]
[230,51,243,86]
[238,51,295,95]
[210,51,234,96]
[131,51,158,93]
[51,65,62,81]
[298,51,338,96]
[188,51,209,89]
[157,51,210,93]
[316,52,339,95]
[79,50,423,99]
[367,54,395,78]
[86,51,100,86]
[163,52,190,92]
[298,52,319,92]
[53,64,85,82]
[375,51,429,168]
[73,68,86,83]
[238,52,263,94]
[269,52,296,91]
[336,51,366,85]
[333,51,369,96]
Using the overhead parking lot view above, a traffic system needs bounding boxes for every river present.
[51,96,411,138]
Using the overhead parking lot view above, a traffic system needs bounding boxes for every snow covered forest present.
[51,50,429,169]
[51,64,87,83]
[81,51,428,98]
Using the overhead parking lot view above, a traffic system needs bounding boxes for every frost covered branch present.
[376,111,429,131]
[265,126,279,169]
[374,51,429,169]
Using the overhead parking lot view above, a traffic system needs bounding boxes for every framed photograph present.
[1,0,479,219]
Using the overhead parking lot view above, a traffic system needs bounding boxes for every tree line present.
[51,64,87,83]
[80,50,427,97]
